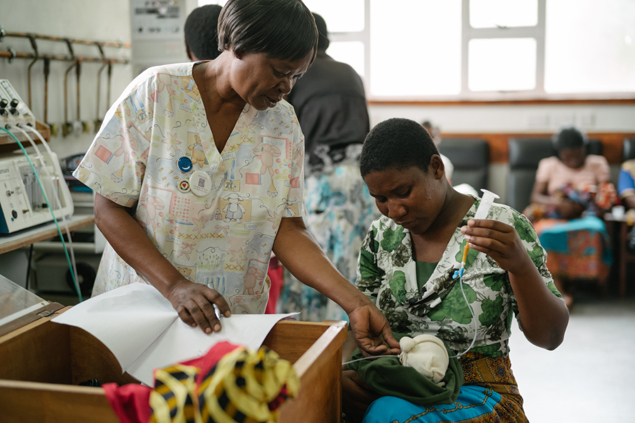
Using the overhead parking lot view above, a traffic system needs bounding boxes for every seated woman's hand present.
[461,219,532,275]
[166,280,231,334]
[348,301,401,357]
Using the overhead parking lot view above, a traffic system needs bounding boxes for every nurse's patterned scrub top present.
[355,198,564,357]
[74,62,306,314]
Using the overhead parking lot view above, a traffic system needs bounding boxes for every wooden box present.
[0,307,347,422]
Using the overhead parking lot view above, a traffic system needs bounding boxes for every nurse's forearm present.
[272,217,369,313]
[94,193,183,297]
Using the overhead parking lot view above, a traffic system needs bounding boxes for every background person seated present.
[524,127,616,308]
[617,158,635,249]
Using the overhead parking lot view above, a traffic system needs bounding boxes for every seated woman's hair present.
[553,126,588,152]
[218,0,318,62]
[360,118,439,177]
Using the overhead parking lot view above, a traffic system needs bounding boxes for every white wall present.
[2,0,632,204]
[369,104,635,133]
[369,103,635,202]
[0,0,134,157]
[0,0,135,283]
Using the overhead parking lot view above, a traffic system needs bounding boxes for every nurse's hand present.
[166,280,231,334]
[348,302,400,357]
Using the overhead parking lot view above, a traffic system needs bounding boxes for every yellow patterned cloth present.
[459,352,527,422]
[150,346,299,423]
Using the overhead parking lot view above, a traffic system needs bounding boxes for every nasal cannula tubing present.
[458,189,500,278]
[451,189,500,358]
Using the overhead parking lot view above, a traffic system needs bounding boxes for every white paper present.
[127,313,295,385]
[52,283,296,384]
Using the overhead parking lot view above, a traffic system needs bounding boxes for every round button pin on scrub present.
[177,179,191,193]
[177,156,193,173]
[189,171,212,197]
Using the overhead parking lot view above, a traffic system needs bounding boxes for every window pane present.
[468,38,536,91]
[327,41,365,77]
[470,0,538,28]
[303,0,365,33]
[197,0,366,35]
[545,0,635,93]
[198,0,226,6]
[370,0,462,96]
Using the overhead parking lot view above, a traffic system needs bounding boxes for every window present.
[327,41,365,77]
[468,38,537,92]
[302,0,365,33]
[198,0,635,100]
[470,0,538,29]
[369,0,462,96]
[544,0,635,94]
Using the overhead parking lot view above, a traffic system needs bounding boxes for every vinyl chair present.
[623,138,635,162]
[439,139,489,192]
[506,137,603,212]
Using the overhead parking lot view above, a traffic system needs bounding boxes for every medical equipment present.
[0,124,81,300]
[0,80,74,233]
[447,189,500,358]
[62,41,77,137]
[458,189,500,278]
[130,0,189,75]
[0,80,35,127]
[94,43,108,132]
[0,145,73,234]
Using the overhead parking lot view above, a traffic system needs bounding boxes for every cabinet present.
[0,307,348,423]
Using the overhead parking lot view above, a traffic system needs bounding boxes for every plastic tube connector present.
[474,189,500,220]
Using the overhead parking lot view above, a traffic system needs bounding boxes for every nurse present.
[74,0,398,356]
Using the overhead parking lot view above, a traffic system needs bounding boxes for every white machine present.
[130,0,193,75]
[0,80,73,233]
[0,79,35,128]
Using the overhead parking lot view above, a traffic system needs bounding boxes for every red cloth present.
[103,383,151,423]
[266,255,284,314]
[103,342,242,423]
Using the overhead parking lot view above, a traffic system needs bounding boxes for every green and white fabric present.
[356,197,564,358]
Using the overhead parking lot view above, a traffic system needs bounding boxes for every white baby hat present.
[399,335,449,385]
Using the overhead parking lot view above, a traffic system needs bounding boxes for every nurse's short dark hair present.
[218,0,318,62]
[360,118,439,177]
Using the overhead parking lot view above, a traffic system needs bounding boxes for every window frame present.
[198,0,635,102]
[325,0,634,102]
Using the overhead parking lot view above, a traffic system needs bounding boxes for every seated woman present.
[524,127,616,307]
[342,118,569,423]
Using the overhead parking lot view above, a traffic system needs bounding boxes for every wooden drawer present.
[0,308,347,423]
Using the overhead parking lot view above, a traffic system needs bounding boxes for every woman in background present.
[617,158,635,249]
[524,127,616,307]
[279,13,376,321]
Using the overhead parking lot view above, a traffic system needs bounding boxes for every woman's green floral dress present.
[356,197,564,357]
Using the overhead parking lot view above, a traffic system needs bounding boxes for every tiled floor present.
[509,293,635,422]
